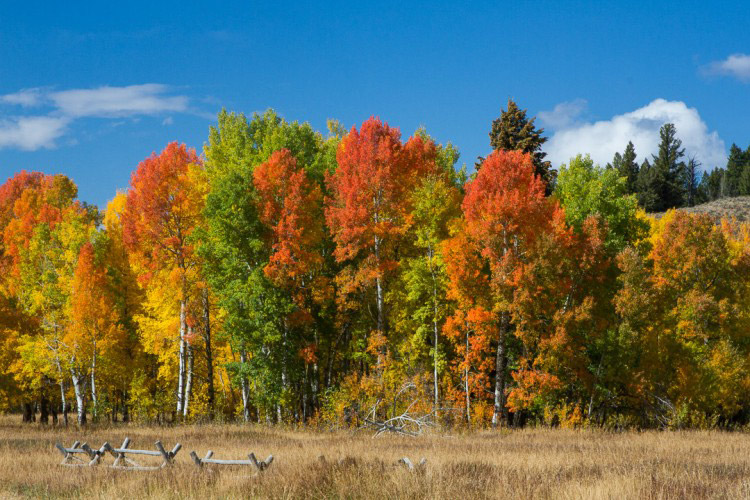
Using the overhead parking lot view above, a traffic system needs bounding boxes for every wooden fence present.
[55,437,181,470]
[56,439,426,473]
[55,440,108,467]
[103,437,182,470]
[190,450,274,471]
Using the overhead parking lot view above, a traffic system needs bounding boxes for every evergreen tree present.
[489,99,554,192]
[608,142,639,196]
[695,175,709,205]
[728,144,750,196]
[697,167,724,202]
[636,158,659,211]
[649,123,686,211]
[725,144,745,196]
[739,163,750,196]
[607,152,623,171]
[620,141,639,194]
[720,168,730,198]
[683,156,701,207]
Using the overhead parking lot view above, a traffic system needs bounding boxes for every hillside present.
[653,196,750,222]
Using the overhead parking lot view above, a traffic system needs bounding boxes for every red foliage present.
[0,171,80,291]
[462,150,559,291]
[325,117,435,271]
[122,142,202,288]
[443,150,564,418]
[253,149,324,289]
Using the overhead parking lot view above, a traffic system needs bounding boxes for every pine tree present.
[620,142,639,194]
[720,168,730,198]
[739,163,750,196]
[729,144,750,196]
[683,156,701,207]
[489,99,554,192]
[636,159,659,211]
[697,168,725,202]
[649,123,686,211]
[725,144,745,196]
[607,152,623,171]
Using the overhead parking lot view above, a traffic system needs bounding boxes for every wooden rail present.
[59,438,429,475]
[190,450,274,471]
[398,456,427,471]
[318,454,427,471]
[55,440,109,466]
[55,437,181,469]
[103,437,182,470]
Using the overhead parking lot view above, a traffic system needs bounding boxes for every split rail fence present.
[190,450,274,471]
[55,437,425,473]
[55,437,182,470]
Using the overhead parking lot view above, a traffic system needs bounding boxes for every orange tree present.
[449,149,560,427]
[324,117,437,419]
[122,142,203,419]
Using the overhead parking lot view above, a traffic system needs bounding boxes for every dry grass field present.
[2,417,750,499]
[653,195,750,222]
[683,196,750,221]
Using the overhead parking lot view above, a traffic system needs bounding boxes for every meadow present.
[3,416,750,499]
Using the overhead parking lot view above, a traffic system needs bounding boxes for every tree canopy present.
[3,108,750,431]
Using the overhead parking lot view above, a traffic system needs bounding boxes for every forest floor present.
[2,416,750,499]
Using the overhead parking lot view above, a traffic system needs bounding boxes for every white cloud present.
[0,84,192,150]
[538,98,587,130]
[544,99,727,170]
[49,84,188,117]
[1,88,44,107]
[703,53,750,83]
[162,116,174,126]
[0,116,69,150]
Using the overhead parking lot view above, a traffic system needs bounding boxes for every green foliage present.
[200,109,335,420]
[726,144,750,196]
[646,123,686,211]
[609,141,639,194]
[555,154,646,254]
[5,108,750,432]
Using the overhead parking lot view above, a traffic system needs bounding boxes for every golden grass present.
[2,415,750,499]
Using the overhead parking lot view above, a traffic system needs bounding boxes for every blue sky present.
[1,0,749,208]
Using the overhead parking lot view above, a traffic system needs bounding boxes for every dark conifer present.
[489,99,554,192]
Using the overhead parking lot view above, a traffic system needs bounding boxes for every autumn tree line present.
[2,100,750,430]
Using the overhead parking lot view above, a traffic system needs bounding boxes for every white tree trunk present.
[428,244,439,412]
[202,289,215,417]
[176,299,186,416]
[433,319,439,409]
[183,331,194,418]
[279,320,289,423]
[239,349,251,422]
[374,233,386,373]
[491,314,508,428]
[55,357,68,425]
[311,361,319,413]
[465,328,471,424]
[90,350,97,420]
[70,359,87,425]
